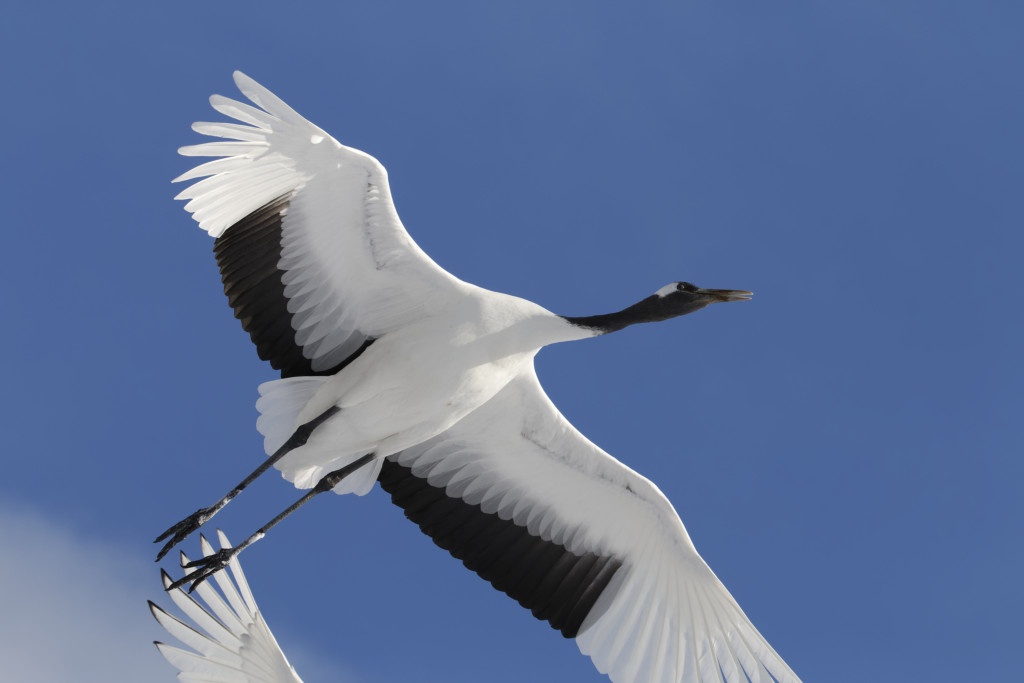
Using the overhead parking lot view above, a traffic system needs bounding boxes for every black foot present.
[154,507,216,561]
[166,546,240,592]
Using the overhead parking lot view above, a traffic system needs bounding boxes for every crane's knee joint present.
[314,473,342,494]
[287,406,342,449]
[313,452,375,494]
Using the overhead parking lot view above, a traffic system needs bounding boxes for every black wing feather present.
[378,459,622,638]
[212,195,373,378]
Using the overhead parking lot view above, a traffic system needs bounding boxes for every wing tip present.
[232,70,253,88]
[233,70,272,108]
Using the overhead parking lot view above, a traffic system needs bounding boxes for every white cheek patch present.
[655,283,680,298]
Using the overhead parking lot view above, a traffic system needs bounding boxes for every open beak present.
[698,288,753,303]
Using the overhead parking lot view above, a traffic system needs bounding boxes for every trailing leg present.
[167,452,377,591]
[155,405,341,560]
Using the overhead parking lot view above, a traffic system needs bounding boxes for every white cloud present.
[0,501,171,682]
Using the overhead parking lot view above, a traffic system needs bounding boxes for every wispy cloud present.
[0,500,363,683]
[0,501,170,682]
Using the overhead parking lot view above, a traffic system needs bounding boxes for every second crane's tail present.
[255,377,382,495]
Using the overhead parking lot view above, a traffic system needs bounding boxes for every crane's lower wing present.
[380,370,800,683]
[151,532,304,683]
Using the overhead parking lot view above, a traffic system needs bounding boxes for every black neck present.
[562,296,666,335]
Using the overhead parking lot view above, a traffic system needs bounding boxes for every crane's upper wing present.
[380,370,800,683]
[151,532,304,683]
[176,72,467,377]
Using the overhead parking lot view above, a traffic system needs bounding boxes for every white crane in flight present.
[155,72,800,683]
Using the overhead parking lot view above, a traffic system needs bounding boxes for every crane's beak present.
[697,288,753,303]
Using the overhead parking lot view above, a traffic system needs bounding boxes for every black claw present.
[184,569,214,593]
[165,574,190,592]
[165,547,236,592]
[154,507,213,561]
[166,571,206,593]
[182,547,232,569]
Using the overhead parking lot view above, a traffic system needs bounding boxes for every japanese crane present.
[155,72,800,683]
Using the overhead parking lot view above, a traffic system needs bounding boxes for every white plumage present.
[152,533,302,683]
[392,371,797,682]
[157,72,801,683]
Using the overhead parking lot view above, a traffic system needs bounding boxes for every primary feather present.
[152,532,303,683]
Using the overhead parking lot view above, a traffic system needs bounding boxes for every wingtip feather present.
[153,537,304,683]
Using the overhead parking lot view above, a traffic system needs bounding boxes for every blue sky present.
[2,2,1021,681]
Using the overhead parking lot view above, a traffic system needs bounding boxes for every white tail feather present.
[255,378,382,495]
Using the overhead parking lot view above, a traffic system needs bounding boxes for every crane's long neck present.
[557,285,748,338]
[561,296,666,336]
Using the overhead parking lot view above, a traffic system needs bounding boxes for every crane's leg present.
[166,452,377,592]
[155,405,342,561]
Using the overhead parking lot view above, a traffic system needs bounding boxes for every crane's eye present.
[677,282,697,292]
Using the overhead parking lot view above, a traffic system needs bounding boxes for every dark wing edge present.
[377,371,803,683]
[213,195,373,378]
[377,458,623,638]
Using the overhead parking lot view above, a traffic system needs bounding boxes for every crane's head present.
[650,281,753,319]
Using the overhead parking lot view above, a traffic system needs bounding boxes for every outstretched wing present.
[151,532,303,683]
[380,369,801,683]
[176,72,468,377]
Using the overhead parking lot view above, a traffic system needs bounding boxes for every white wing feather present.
[151,532,303,683]
[175,72,469,371]
[392,369,801,683]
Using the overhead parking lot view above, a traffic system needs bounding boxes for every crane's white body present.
[166,72,802,683]
[257,301,589,493]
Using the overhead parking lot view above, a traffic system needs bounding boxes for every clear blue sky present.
[1,2,1020,681]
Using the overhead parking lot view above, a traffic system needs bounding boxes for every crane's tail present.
[255,377,382,495]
